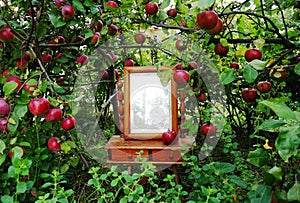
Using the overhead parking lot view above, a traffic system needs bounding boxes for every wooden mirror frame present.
[123,66,178,140]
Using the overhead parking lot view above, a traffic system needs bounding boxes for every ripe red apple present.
[16,59,27,69]
[175,62,183,70]
[173,69,190,87]
[0,116,9,132]
[76,35,85,42]
[0,99,10,116]
[257,81,271,93]
[134,33,146,44]
[175,39,187,51]
[23,84,38,95]
[230,62,239,69]
[76,54,88,65]
[188,61,198,69]
[55,0,66,9]
[107,1,117,8]
[42,53,52,62]
[124,59,134,66]
[272,69,288,82]
[167,8,177,18]
[197,10,219,29]
[197,93,207,102]
[200,123,217,136]
[100,70,109,78]
[91,32,101,44]
[47,137,61,151]
[0,27,14,41]
[57,35,65,43]
[45,108,63,122]
[62,5,75,20]
[241,88,257,102]
[206,18,223,35]
[214,43,229,56]
[162,129,177,145]
[3,69,10,76]
[61,116,76,131]
[23,51,31,62]
[6,76,22,90]
[91,20,103,32]
[145,2,159,15]
[244,48,262,62]
[28,98,50,116]
[108,24,118,35]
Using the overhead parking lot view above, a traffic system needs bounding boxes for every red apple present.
[257,81,271,93]
[241,88,257,102]
[100,70,109,78]
[0,99,10,116]
[23,51,31,62]
[76,35,85,42]
[124,59,134,66]
[91,20,103,32]
[6,76,22,90]
[175,39,187,51]
[23,84,38,95]
[107,1,117,8]
[55,0,66,9]
[55,53,64,62]
[175,62,183,70]
[197,93,207,102]
[42,53,52,62]
[200,123,217,136]
[230,62,239,69]
[272,69,288,82]
[173,69,190,87]
[3,69,10,76]
[214,43,229,56]
[145,2,159,15]
[188,61,198,70]
[245,48,262,62]
[206,18,223,35]
[108,24,118,36]
[0,116,9,132]
[162,129,177,145]
[47,137,61,151]
[197,10,219,30]
[167,8,177,18]
[45,108,63,122]
[57,35,65,43]
[62,5,75,20]
[16,59,27,69]
[91,32,101,44]
[0,27,14,41]
[61,116,76,131]
[134,33,146,44]
[76,54,88,65]
[28,98,50,116]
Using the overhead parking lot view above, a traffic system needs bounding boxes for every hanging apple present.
[200,123,217,136]
[167,8,177,18]
[214,43,229,56]
[0,99,10,116]
[257,81,271,93]
[241,88,257,102]
[145,2,159,15]
[61,116,76,130]
[62,5,75,20]
[244,48,262,62]
[28,98,50,116]
[162,129,177,145]
[173,69,190,87]
[45,108,63,122]
[134,33,146,44]
[197,10,219,29]
[47,137,61,151]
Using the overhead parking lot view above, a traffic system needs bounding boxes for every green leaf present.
[160,0,170,9]
[16,181,27,194]
[251,184,272,203]
[14,105,28,118]
[258,119,286,130]
[61,142,71,154]
[275,126,300,162]
[0,154,6,167]
[36,22,48,38]
[83,0,93,6]
[253,39,265,50]
[191,0,215,9]
[73,0,85,14]
[90,6,99,15]
[3,82,18,95]
[110,178,119,187]
[220,69,235,85]
[120,197,128,203]
[268,166,282,181]
[135,184,144,194]
[260,100,296,120]
[48,14,66,28]
[60,163,70,174]
[295,63,300,75]
[41,182,53,188]
[287,181,300,202]
[157,68,173,87]
[243,65,258,83]
[8,112,19,134]
[11,146,24,159]
[1,195,14,203]
[228,175,248,189]
[249,59,267,70]
[26,79,38,86]
[0,140,6,154]
[213,162,235,175]
[220,38,228,47]
[247,148,271,167]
